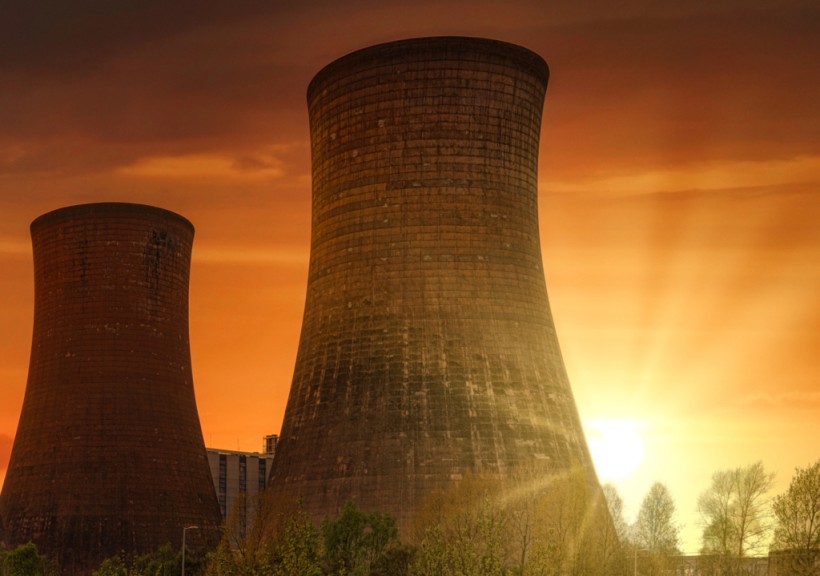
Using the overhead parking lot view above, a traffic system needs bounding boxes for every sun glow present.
[585,419,645,481]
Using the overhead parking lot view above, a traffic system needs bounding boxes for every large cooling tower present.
[0,203,220,573]
[269,37,599,526]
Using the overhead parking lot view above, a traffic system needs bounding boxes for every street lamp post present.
[182,525,199,576]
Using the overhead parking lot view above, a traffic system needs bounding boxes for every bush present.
[0,542,53,576]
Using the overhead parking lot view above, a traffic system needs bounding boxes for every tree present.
[267,506,323,576]
[505,463,565,576]
[601,483,633,576]
[93,544,196,576]
[771,458,820,576]
[504,464,624,576]
[410,474,509,576]
[632,482,680,576]
[218,491,281,574]
[733,461,775,556]
[634,482,680,554]
[1,542,52,576]
[698,468,737,556]
[370,542,415,576]
[602,483,630,546]
[206,495,322,576]
[92,556,129,576]
[409,465,625,576]
[698,461,775,572]
[206,492,277,575]
[321,501,402,576]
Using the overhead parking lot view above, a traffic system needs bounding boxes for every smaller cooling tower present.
[0,203,220,574]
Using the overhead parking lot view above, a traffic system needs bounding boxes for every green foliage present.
[369,542,415,576]
[771,458,820,576]
[698,467,737,555]
[634,482,680,556]
[207,491,281,575]
[321,501,402,576]
[698,461,775,558]
[206,496,323,576]
[1,542,52,576]
[602,483,630,544]
[409,473,514,576]
[91,544,189,576]
[92,556,129,576]
[205,496,406,576]
[202,466,630,576]
[408,465,625,576]
[267,506,323,576]
[411,495,508,576]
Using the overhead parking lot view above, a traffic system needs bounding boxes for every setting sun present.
[586,419,645,481]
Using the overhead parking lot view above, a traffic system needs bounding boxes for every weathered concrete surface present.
[270,37,599,528]
[0,203,220,574]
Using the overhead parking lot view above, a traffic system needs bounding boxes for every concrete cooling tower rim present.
[307,36,550,104]
[31,202,194,234]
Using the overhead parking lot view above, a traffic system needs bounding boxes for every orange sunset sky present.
[0,0,818,553]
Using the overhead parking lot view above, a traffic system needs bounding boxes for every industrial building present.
[206,435,277,522]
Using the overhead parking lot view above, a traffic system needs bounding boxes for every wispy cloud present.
[118,152,285,180]
[194,246,309,266]
[741,390,820,408]
[0,238,30,256]
[540,155,820,196]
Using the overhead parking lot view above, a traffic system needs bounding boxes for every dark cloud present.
[536,5,820,177]
[0,21,311,143]
[0,0,282,76]
[0,1,817,179]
